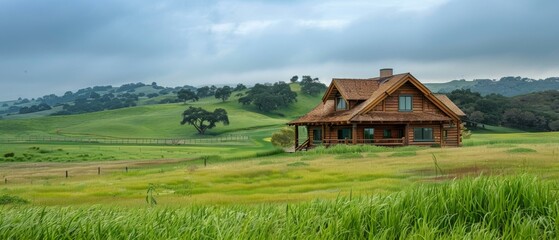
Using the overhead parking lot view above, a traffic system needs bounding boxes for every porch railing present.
[295,139,311,151]
[322,138,405,146]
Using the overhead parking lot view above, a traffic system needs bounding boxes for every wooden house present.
[288,68,465,151]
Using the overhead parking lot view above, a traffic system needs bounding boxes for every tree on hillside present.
[19,103,52,114]
[180,107,229,135]
[196,86,211,98]
[300,75,327,96]
[177,89,199,103]
[89,92,101,99]
[238,82,297,112]
[234,84,247,91]
[215,86,232,102]
[209,85,217,96]
[290,75,299,83]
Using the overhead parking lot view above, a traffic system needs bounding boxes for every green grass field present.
[1,132,558,206]
[2,175,558,239]
[1,83,559,238]
[0,84,317,163]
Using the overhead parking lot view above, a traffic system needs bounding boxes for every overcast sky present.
[1,0,558,101]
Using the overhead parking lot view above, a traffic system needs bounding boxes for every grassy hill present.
[0,84,320,139]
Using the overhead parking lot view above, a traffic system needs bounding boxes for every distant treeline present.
[1,82,196,116]
[52,93,138,115]
[447,89,559,131]
[1,76,327,117]
[427,76,559,97]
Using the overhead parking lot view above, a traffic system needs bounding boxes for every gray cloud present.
[1,0,558,101]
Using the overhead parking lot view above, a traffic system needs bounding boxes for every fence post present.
[4,178,6,184]
[65,171,68,178]
[98,167,101,175]
[125,166,128,173]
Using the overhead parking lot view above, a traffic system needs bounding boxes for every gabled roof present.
[289,72,465,125]
[434,94,466,116]
[322,78,381,101]
[288,100,355,124]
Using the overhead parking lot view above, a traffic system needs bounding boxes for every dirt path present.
[0,158,192,183]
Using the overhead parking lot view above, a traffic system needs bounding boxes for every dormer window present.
[336,96,348,110]
[399,95,412,112]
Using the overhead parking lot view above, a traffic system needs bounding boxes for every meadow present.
[1,128,558,239]
[1,83,559,238]
[1,175,558,239]
[1,131,558,206]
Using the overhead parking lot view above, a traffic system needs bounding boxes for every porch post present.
[322,124,325,144]
[457,121,461,146]
[294,125,299,149]
[352,123,357,144]
[440,123,444,147]
[405,123,410,145]
[326,125,331,143]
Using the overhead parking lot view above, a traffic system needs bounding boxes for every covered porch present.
[292,120,457,151]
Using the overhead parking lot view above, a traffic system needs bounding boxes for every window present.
[414,128,434,141]
[383,129,392,138]
[364,128,374,143]
[337,128,352,140]
[443,130,448,140]
[336,96,348,110]
[399,95,412,112]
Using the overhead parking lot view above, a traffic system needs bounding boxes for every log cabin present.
[289,68,466,151]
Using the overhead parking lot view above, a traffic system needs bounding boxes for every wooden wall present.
[371,82,445,115]
[407,124,441,146]
[442,122,461,146]
[305,123,461,147]
[381,82,423,112]
[314,124,407,141]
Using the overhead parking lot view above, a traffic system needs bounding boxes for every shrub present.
[3,152,14,158]
[0,195,29,205]
[271,127,295,148]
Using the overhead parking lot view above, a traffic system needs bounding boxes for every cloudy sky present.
[1,0,558,100]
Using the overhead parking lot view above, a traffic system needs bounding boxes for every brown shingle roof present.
[289,100,356,124]
[350,73,409,116]
[434,94,466,116]
[288,72,465,125]
[331,79,380,100]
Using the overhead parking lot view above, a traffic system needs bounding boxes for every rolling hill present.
[425,76,559,96]
[0,84,321,139]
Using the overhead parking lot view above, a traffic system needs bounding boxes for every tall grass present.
[1,175,557,239]
[299,144,420,155]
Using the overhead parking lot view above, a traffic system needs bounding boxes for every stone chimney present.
[379,68,393,78]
